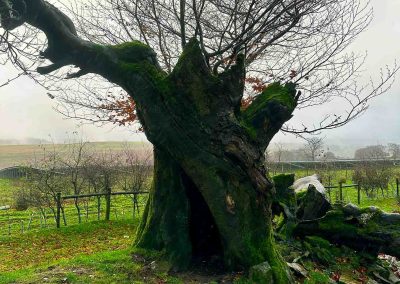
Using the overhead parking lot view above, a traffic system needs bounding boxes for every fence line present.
[0,191,149,236]
[2,178,399,235]
[324,178,400,205]
[55,190,149,228]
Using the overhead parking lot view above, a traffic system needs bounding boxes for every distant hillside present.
[0,141,152,169]
[0,138,51,145]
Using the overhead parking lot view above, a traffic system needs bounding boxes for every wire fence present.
[324,178,400,206]
[0,191,149,237]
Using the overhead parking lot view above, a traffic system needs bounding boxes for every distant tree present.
[60,140,90,224]
[119,143,152,217]
[354,145,388,160]
[388,143,400,160]
[24,144,67,226]
[303,137,324,161]
[323,151,336,160]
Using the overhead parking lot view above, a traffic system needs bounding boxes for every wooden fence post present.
[357,183,361,205]
[396,178,399,198]
[339,182,343,202]
[105,187,111,221]
[56,192,61,228]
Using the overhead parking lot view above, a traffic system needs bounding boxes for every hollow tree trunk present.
[0,3,299,282]
[129,41,296,283]
[136,147,293,281]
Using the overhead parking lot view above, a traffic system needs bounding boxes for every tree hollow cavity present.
[182,172,223,263]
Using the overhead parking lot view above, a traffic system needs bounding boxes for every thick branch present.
[0,0,162,90]
[241,82,298,149]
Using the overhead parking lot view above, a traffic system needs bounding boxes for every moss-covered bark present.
[134,148,192,269]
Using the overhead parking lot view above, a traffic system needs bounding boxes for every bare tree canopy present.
[1,0,398,133]
[303,136,324,161]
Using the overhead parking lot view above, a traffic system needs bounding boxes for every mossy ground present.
[277,234,392,284]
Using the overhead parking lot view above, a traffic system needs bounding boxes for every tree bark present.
[0,2,299,282]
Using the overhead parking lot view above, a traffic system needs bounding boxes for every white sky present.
[0,0,399,146]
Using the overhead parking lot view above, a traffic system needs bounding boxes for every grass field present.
[0,142,152,169]
[0,220,247,284]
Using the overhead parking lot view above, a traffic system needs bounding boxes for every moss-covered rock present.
[249,261,274,283]
[294,203,400,259]
[297,185,331,220]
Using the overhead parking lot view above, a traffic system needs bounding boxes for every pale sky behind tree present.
[0,0,399,146]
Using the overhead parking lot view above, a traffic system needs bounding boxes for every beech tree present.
[0,0,398,282]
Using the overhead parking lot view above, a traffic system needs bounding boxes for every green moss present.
[273,174,296,204]
[169,38,217,116]
[242,82,297,120]
[296,190,307,201]
[110,41,155,63]
[304,236,337,265]
[304,271,330,284]
[119,62,170,94]
[239,120,258,140]
[240,82,297,139]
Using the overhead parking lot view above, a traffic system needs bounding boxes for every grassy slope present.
[0,142,152,169]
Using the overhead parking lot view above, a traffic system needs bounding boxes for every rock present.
[0,205,10,210]
[272,174,296,218]
[249,261,273,283]
[296,184,331,220]
[342,203,361,216]
[292,174,325,195]
[287,262,308,277]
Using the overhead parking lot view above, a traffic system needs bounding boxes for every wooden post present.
[105,187,111,221]
[27,213,33,230]
[397,178,399,198]
[357,183,361,205]
[339,182,343,202]
[56,192,61,228]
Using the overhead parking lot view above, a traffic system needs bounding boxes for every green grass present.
[0,220,246,284]
[0,179,15,205]
[0,220,137,273]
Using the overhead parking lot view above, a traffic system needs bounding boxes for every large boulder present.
[292,174,325,195]
[296,184,331,220]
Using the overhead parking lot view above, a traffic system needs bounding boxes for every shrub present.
[13,188,29,211]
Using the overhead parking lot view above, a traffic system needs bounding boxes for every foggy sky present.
[0,0,399,146]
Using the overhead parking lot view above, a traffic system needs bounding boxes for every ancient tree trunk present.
[0,2,299,282]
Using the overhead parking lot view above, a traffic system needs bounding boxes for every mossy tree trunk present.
[0,1,300,282]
